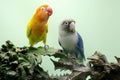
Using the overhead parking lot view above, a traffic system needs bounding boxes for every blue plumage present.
[76,32,85,62]
[58,19,85,63]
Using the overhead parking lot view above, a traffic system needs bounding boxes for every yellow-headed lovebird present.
[26,4,53,48]
[58,19,85,63]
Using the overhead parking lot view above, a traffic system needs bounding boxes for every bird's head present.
[60,19,76,33]
[34,4,53,22]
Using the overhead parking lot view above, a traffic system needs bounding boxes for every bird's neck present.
[59,30,76,37]
[31,17,48,26]
[33,14,49,25]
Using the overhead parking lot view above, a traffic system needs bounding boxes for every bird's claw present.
[44,45,49,50]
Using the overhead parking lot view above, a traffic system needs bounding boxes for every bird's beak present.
[69,22,75,32]
[46,6,53,16]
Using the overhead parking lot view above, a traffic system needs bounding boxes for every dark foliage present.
[0,40,120,80]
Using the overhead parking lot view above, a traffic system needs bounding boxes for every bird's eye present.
[41,7,45,11]
[64,22,69,26]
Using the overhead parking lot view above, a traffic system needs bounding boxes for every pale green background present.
[0,0,120,63]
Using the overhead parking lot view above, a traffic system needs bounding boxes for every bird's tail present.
[75,52,85,64]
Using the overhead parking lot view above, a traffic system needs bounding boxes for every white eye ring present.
[64,22,69,25]
[41,7,45,11]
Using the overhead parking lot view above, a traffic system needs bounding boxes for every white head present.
[59,19,76,33]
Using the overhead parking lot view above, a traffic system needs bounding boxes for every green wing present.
[26,23,32,38]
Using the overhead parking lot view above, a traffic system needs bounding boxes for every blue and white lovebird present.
[58,19,85,63]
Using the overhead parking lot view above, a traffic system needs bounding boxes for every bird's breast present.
[59,33,77,50]
[32,22,47,35]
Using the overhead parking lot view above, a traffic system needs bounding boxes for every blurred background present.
[0,0,120,63]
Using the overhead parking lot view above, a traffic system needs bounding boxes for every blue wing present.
[76,32,85,61]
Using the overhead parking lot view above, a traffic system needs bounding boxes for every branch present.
[0,40,120,80]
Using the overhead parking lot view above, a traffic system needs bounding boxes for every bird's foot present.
[44,44,49,50]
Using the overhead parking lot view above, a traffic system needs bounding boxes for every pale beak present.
[69,22,75,32]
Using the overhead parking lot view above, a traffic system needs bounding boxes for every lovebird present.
[58,19,85,63]
[26,4,53,48]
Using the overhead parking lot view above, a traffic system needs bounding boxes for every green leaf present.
[10,61,18,64]
[34,54,42,64]
[7,71,17,76]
